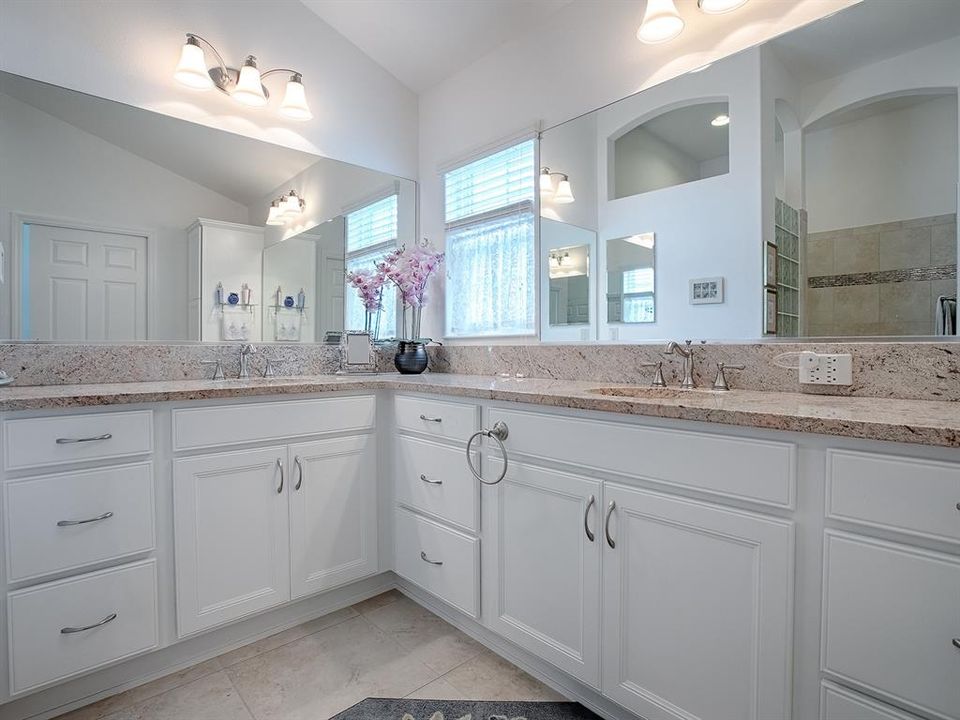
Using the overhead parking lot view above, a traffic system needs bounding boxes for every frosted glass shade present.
[265,201,285,226]
[233,58,267,107]
[281,192,302,217]
[698,0,748,14]
[279,75,312,121]
[637,0,685,44]
[553,178,575,204]
[174,39,213,90]
[539,169,555,197]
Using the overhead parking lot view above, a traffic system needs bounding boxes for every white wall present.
[0,93,249,340]
[261,236,317,342]
[540,112,598,231]
[613,125,703,199]
[0,0,418,178]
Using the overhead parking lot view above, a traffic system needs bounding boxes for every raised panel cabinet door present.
[173,447,290,637]
[289,435,378,599]
[482,459,602,687]
[601,483,794,720]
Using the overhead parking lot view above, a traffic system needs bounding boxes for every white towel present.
[935,295,956,335]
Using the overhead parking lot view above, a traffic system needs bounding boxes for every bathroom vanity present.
[0,377,956,720]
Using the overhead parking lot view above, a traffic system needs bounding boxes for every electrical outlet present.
[799,351,853,385]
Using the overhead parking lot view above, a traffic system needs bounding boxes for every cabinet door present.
[289,435,378,599]
[601,483,793,720]
[173,446,290,637]
[482,459,602,687]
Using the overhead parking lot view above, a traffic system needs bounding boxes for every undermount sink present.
[587,386,696,399]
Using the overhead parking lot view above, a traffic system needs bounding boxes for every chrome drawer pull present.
[56,433,112,445]
[61,612,117,634]
[604,501,616,549]
[294,455,304,491]
[953,638,960,650]
[956,502,960,512]
[57,511,114,527]
[420,474,442,485]
[419,414,442,423]
[584,495,596,542]
[420,551,443,566]
[276,458,284,494]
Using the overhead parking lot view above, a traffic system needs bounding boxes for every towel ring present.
[465,421,509,486]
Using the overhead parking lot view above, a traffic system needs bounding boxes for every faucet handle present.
[712,362,745,391]
[200,359,225,381]
[262,358,283,378]
[638,361,667,388]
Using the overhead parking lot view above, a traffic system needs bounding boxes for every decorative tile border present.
[808,264,957,289]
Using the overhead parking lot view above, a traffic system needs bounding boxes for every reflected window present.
[607,233,656,324]
[345,194,398,338]
[611,101,729,199]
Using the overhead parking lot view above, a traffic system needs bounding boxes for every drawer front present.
[827,450,960,544]
[7,559,158,695]
[173,395,375,451]
[4,463,155,583]
[395,395,479,443]
[822,682,922,720]
[489,406,796,508]
[395,436,479,532]
[823,532,960,720]
[4,411,153,471]
[394,507,479,617]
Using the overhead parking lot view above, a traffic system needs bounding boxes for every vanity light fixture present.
[711,114,731,127]
[265,190,306,226]
[540,167,575,205]
[698,0,749,14]
[637,0,685,44]
[173,34,313,121]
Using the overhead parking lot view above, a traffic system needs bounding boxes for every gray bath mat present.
[331,698,600,720]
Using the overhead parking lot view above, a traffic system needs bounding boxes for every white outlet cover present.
[799,352,853,385]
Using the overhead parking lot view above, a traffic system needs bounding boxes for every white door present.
[602,483,793,720]
[25,223,147,341]
[482,459,602,687]
[319,251,345,337]
[289,435,378,599]
[173,447,290,637]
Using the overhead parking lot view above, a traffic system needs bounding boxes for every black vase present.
[394,341,428,374]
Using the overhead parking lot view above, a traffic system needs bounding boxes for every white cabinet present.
[289,436,378,599]
[601,483,794,720]
[482,459,602,687]
[173,447,291,637]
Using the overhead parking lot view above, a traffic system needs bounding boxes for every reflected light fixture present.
[173,33,313,121]
[540,167,575,205]
[637,0,685,44]
[265,191,305,226]
[265,200,285,226]
[711,114,731,127]
[698,0,749,14]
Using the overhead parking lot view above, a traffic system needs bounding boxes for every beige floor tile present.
[442,649,565,702]
[225,615,439,720]
[101,672,251,720]
[55,659,223,720]
[352,588,404,615]
[218,606,358,668]
[364,596,484,675]
[404,677,466,700]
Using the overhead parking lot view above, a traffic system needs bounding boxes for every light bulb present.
[711,114,730,127]
[698,0,748,14]
[265,201,285,226]
[174,37,213,90]
[281,192,302,218]
[539,169,555,197]
[279,74,313,121]
[553,177,575,204]
[233,56,267,107]
[637,0,685,44]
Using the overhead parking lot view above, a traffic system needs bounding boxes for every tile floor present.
[56,590,564,720]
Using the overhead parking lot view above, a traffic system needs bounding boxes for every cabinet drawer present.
[822,682,922,720]
[394,507,479,617]
[7,559,158,695]
[489,406,796,508]
[823,532,960,720]
[827,450,960,544]
[4,463,155,583]
[395,436,479,532]
[4,411,153,471]
[173,395,375,451]
[395,395,479,443]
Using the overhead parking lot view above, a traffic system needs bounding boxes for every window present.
[345,194,398,338]
[444,139,536,337]
[621,268,655,322]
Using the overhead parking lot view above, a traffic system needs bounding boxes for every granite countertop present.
[0,373,957,448]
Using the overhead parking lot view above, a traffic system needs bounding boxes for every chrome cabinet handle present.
[61,612,117,634]
[420,473,442,485]
[420,551,443,566]
[276,458,284,494]
[956,502,960,512]
[584,495,596,542]
[56,433,112,445]
[465,421,509,486]
[294,455,304,491]
[57,511,114,527]
[419,414,442,423]
[953,638,960,650]
[604,500,616,549]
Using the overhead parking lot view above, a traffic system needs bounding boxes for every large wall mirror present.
[0,71,416,343]
[539,0,959,341]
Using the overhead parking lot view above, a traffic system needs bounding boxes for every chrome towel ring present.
[465,421,509,485]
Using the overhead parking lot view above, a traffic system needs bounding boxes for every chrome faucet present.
[664,340,696,389]
[238,344,257,379]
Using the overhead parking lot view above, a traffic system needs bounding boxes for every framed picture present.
[765,287,778,334]
[689,277,724,305]
[765,242,778,287]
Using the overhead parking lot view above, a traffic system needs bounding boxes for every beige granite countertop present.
[0,373,957,448]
